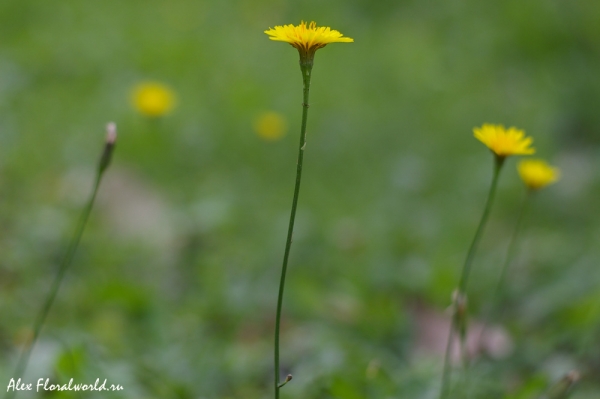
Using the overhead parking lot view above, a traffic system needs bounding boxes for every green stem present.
[457,156,504,293]
[492,191,530,302]
[274,62,312,399]
[440,319,456,399]
[476,191,530,349]
[439,155,505,399]
[7,134,114,399]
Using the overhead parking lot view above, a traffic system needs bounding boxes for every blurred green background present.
[1,0,600,398]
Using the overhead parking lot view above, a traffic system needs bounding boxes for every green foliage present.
[1,0,599,398]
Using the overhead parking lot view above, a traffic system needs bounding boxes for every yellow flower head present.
[254,111,287,141]
[518,159,560,190]
[131,82,176,117]
[264,21,353,63]
[473,124,535,158]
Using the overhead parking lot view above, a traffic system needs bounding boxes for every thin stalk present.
[8,178,101,398]
[457,156,504,293]
[476,191,530,349]
[7,127,115,399]
[440,319,457,399]
[576,300,600,361]
[439,156,505,399]
[274,62,312,399]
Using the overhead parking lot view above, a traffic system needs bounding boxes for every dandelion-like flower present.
[474,124,535,158]
[265,21,353,64]
[518,159,560,190]
[131,82,176,117]
[254,111,287,141]
[264,20,353,399]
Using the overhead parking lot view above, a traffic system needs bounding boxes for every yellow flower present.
[473,124,535,158]
[254,111,287,141]
[518,159,560,190]
[264,21,353,62]
[131,82,176,117]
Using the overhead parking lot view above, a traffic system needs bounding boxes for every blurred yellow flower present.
[518,159,560,190]
[254,111,287,141]
[264,21,353,61]
[131,82,176,117]
[474,124,535,158]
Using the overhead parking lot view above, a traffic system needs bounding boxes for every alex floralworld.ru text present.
[7,378,124,392]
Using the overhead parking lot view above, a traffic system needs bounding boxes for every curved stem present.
[7,131,114,399]
[274,62,312,399]
[439,156,505,399]
[476,191,530,349]
[491,191,530,302]
[457,156,504,293]
[440,319,456,399]
[7,176,102,399]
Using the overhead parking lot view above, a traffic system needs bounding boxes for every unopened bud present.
[106,122,117,144]
[278,374,293,388]
[99,122,117,174]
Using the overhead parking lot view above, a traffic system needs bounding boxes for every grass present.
[1,0,600,398]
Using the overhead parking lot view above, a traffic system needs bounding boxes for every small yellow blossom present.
[474,124,535,158]
[264,21,353,62]
[131,82,176,117]
[518,159,560,190]
[254,111,287,141]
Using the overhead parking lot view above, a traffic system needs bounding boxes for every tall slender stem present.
[457,156,504,294]
[440,319,457,398]
[274,62,313,399]
[7,178,101,399]
[491,191,529,301]
[476,191,530,349]
[439,155,505,399]
[7,128,115,399]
